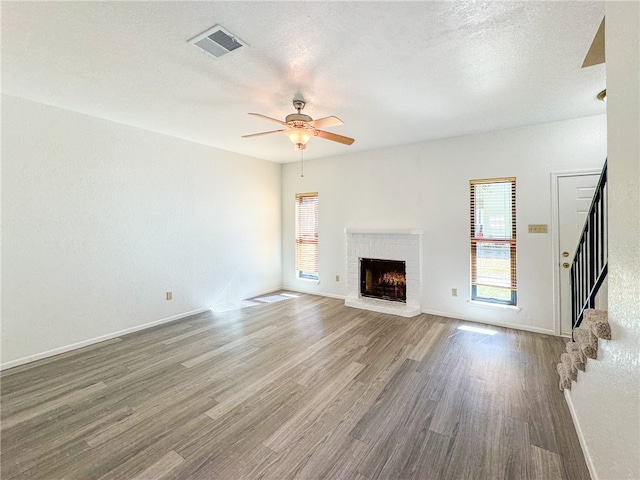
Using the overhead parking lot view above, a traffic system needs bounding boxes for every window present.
[295,192,318,280]
[470,178,517,305]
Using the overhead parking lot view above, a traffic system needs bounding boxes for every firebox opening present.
[360,258,406,303]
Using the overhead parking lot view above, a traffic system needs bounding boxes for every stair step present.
[583,308,611,340]
[583,308,608,323]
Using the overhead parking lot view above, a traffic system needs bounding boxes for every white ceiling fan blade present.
[242,129,287,138]
[248,113,287,126]
[315,129,355,145]
[308,116,344,129]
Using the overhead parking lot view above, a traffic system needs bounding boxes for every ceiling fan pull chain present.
[300,149,304,177]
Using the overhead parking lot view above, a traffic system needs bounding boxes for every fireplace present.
[360,258,406,303]
[345,229,422,317]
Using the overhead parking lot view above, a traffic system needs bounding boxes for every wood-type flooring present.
[1,294,590,479]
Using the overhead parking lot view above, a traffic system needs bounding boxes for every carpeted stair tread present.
[584,308,611,340]
[557,309,609,390]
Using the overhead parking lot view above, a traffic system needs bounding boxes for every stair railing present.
[570,160,608,332]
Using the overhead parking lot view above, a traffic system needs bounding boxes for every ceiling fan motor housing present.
[285,112,313,127]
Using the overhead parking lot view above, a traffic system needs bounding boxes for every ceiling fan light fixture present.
[284,128,312,149]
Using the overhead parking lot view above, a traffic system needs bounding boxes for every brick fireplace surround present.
[345,229,423,317]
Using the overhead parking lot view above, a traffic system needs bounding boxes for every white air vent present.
[188,25,246,59]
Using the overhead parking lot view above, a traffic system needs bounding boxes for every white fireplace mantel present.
[345,229,423,317]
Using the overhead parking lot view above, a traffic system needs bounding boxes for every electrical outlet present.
[528,224,548,234]
[166,292,172,300]
[452,288,458,297]
[336,275,340,282]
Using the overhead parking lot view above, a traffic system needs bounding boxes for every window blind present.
[470,178,516,304]
[295,192,318,278]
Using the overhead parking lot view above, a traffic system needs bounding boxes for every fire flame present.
[378,271,406,286]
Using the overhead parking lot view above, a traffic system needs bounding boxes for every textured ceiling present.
[1,1,606,163]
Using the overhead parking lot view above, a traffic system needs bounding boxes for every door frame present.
[550,169,601,336]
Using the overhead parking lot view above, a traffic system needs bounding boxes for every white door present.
[558,174,600,335]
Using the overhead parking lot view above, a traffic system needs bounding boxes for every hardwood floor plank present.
[214,444,281,480]
[407,322,446,361]
[350,358,421,444]
[2,405,135,473]
[161,324,221,345]
[530,444,564,480]
[264,361,366,453]
[1,381,107,430]
[353,374,440,479]
[129,450,184,480]
[172,402,296,479]
[397,429,452,480]
[296,433,369,480]
[181,325,276,368]
[439,408,492,479]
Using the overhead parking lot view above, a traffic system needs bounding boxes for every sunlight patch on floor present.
[254,293,298,303]
[457,325,498,335]
[211,300,260,313]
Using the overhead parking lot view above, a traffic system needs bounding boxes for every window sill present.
[297,277,319,283]
[467,300,521,312]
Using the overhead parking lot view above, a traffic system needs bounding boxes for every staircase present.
[557,308,611,390]
[558,161,609,391]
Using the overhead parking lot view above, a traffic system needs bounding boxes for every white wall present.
[282,115,607,334]
[1,95,282,367]
[567,2,640,478]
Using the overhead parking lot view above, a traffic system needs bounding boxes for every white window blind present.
[470,178,517,305]
[295,192,318,279]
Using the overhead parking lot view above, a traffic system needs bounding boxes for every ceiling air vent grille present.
[189,25,246,59]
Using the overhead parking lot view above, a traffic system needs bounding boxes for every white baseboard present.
[564,390,597,480]
[0,306,211,371]
[420,308,556,336]
[279,295,556,334]
[281,286,346,301]
[1,285,288,371]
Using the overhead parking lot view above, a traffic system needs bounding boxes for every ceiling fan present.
[242,100,355,150]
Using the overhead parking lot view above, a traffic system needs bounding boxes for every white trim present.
[564,389,597,480]
[550,169,601,336]
[421,308,556,336]
[281,287,346,300]
[317,291,346,300]
[0,307,210,371]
